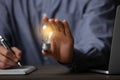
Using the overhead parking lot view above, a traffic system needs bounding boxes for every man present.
[0,0,116,72]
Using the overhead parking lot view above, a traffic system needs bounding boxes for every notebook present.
[0,66,36,75]
[91,5,120,74]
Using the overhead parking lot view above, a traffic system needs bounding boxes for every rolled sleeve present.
[71,0,116,72]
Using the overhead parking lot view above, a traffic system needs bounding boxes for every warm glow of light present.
[42,24,53,42]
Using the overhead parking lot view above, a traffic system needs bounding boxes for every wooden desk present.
[0,65,120,80]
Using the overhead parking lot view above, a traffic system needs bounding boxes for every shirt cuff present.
[58,49,89,73]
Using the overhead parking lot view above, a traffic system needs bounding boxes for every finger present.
[48,18,59,31]
[0,46,16,60]
[0,46,19,63]
[11,47,22,60]
[0,53,17,67]
[42,50,54,58]
[0,62,11,69]
[42,16,49,23]
[42,50,49,55]
[0,61,17,69]
[42,16,50,29]
[55,19,65,33]
[42,50,58,61]
[49,38,60,60]
[63,20,72,36]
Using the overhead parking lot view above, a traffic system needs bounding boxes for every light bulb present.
[40,23,53,51]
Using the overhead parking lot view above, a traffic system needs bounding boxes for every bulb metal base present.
[42,43,51,51]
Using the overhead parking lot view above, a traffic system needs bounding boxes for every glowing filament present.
[42,24,53,43]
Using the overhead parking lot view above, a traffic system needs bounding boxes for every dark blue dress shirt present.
[0,0,116,72]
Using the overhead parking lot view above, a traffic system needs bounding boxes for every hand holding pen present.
[0,35,22,69]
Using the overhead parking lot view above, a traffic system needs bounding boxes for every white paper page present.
[0,66,36,75]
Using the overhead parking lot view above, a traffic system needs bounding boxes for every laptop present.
[91,5,120,74]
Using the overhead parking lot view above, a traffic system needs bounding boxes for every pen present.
[0,35,22,67]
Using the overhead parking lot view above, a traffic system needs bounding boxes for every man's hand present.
[0,46,22,69]
[42,17,74,64]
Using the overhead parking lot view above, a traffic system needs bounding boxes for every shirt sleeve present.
[0,0,13,46]
[71,0,116,72]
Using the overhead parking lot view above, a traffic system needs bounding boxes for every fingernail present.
[63,19,66,22]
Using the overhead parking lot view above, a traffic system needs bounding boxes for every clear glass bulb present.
[40,23,53,51]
